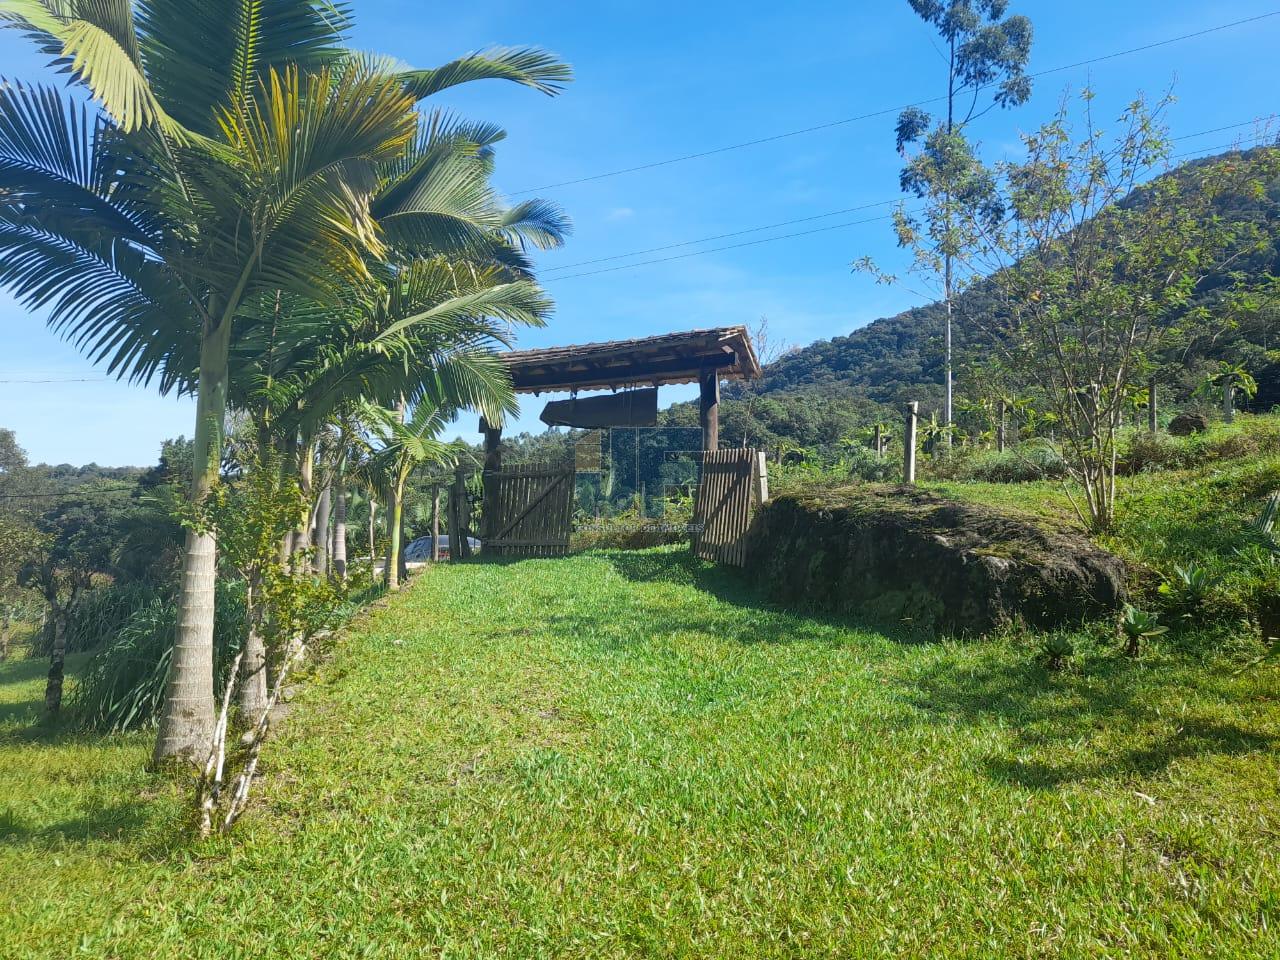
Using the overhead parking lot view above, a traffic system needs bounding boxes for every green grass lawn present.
[4,550,1280,958]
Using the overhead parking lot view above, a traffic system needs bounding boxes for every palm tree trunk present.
[367,497,377,579]
[0,608,10,662]
[385,482,402,591]
[155,316,231,763]
[333,479,348,580]
[293,438,316,561]
[313,484,332,576]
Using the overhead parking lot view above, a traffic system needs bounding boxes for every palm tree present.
[360,401,461,590]
[0,1,571,761]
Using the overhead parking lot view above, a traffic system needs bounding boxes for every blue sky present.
[2,0,1277,465]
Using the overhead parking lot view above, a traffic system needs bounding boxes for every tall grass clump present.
[70,582,246,733]
[930,441,1068,483]
[30,582,167,657]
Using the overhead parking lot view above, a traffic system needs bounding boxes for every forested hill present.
[709,146,1280,442]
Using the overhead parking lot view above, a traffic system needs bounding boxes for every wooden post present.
[453,464,471,560]
[480,417,502,542]
[1223,374,1236,423]
[430,484,441,562]
[1148,377,1158,434]
[996,400,1007,453]
[753,451,769,506]
[699,368,720,452]
[903,402,918,485]
[873,424,884,458]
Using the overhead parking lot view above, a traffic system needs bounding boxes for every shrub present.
[69,580,246,733]
[29,581,166,657]
[573,496,696,551]
[931,442,1069,483]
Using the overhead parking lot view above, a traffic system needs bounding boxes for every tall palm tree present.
[359,400,459,590]
[0,1,571,761]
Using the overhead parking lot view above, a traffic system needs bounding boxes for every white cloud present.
[605,207,635,221]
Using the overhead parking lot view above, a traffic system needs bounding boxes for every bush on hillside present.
[69,580,246,733]
[930,442,1069,483]
[29,581,166,657]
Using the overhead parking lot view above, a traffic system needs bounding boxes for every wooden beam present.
[699,368,720,452]
[480,417,502,543]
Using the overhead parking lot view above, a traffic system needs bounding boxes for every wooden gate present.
[692,449,765,566]
[483,464,575,557]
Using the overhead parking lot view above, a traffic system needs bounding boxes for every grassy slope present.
[924,420,1280,622]
[3,552,1280,958]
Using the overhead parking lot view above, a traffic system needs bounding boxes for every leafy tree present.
[973,93,1277,529]
[21,497,119,712]
[860,0,1032,444]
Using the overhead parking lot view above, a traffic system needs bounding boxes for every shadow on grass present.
[905,651,1277,788]
[596,547,936,647]
[0,655,50,688]
[0,801,151,846]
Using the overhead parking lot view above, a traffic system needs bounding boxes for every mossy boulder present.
[1169,412,1209,436]
[744,486,1126,635]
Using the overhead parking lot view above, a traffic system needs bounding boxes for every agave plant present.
[1120,604,1167,657]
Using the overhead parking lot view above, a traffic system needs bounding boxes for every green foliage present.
[929,441,1068,483]
[1040,631,1075,671]
[1120,604,1168,656]
[69,582,247,734]
[571,496,695,552]
[1157,562,1221,623]
[29,582,164,657]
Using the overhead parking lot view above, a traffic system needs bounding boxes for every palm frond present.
[397,46,571,101]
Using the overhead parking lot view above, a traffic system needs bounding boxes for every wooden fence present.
[692,448,762,567]
[482,464,575,558]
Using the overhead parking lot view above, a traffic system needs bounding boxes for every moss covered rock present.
[744,486,1126,635]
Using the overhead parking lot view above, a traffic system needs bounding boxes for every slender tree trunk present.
[237,574,269,717]
[155,314,231,763]
[43,603,67,714]
[368,498,377,580]
[333,480,348,580]
[293,438,316,561]
[386,480,403,591]
[312,484,332,576]
[431,485,441,562]
[0,609,10,662]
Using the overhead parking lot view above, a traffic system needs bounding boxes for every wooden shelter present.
[473,326,761,559]
[499,325,761,452]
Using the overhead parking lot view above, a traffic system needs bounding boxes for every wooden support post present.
[753,451,769,506]
[430,484,441,562]
[453,464,472,560]
[903,402,919,485]
[873,424,884,458]
[1223,374,1236,424]
[1148,377,1158,434]
[480,417,502,542]
[699,368,720,452]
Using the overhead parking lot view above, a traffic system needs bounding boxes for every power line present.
[540,199,901,274]
[509,10,1280,196]
[543,211,904,283]
[0,377,109,384]
[539,117,1277,280]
